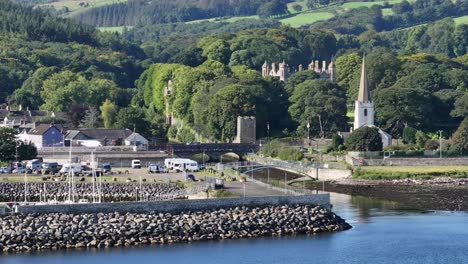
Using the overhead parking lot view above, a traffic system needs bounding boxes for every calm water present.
[3,193,468,264]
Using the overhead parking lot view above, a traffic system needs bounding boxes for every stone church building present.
[351,56,392,148]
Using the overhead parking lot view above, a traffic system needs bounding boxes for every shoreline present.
[0,204,351,253]
[304,178,468,211]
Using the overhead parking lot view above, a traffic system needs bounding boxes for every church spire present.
[357,55,369,102]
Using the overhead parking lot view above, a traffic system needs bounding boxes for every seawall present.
[14,194,330,214]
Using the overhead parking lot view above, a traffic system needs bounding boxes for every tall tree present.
[100,99,119,128]
[289,79,348,138]
[0,128,17,162]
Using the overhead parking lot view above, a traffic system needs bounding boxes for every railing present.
[220,163,314,196]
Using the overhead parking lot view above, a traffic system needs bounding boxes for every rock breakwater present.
[0,205,351,253]
[0,182,181,202]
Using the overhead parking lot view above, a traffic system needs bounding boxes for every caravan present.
[59,163,82,176]
[164,158,199,172]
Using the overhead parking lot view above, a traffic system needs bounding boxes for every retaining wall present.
[307,168,352,181]
[356,157,468,166]
[14,194,330,214]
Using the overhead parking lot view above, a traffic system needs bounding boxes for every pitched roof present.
[357,56,370,102]
[28,124,60,135]
[78,129,133,140]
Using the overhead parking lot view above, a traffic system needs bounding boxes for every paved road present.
[223,181,287,197]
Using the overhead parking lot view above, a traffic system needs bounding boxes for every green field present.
[382,8,394,16]
[355,165,468,180]
[280,12,334,28]
[38,0,126,16]
[454,15,468,25]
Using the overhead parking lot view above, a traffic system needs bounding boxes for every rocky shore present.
[0,205,351,253]
[0,182,181,202]
[305,179,468,211]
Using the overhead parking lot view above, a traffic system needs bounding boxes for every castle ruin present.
[262,58,336,82]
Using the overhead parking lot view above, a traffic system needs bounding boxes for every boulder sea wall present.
[0,204,351,253]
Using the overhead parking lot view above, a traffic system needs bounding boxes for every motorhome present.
[164,158,199,172]
[59,163,82,175]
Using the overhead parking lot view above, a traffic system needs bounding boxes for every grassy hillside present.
[184,0,412,28]
[38,0,126,16]
[454,15,468,25]
[280,12,334,27]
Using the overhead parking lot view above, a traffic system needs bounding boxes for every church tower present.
[353,56,374,130]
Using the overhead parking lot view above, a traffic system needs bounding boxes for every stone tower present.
[262,61,269,78]
[353,56,374,130]
[234,116,256,144]
[328,57,336,81]
[278,61,287,81]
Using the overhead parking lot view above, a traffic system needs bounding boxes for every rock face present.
[0,205,351,253]
[0,182,181,202]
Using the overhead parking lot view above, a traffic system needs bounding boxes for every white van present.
[59,163,82,175]
[131,159,141,169]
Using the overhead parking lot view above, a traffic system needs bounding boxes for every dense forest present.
[0,0,145,124]
[74,0,292,27]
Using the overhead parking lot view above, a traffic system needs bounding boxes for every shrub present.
[424,140,439,150]
[168,126,177,139]
[402,127,417,144]
[415,130,429,149]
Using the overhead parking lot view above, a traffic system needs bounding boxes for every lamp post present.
[307,122,310,140]
[439,130,443,159]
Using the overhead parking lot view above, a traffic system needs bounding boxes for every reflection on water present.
[3,193,468,264]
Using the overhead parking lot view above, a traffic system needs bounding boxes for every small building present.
[65,128,148,147]
[19,124,64,148]
[124,132,149,146]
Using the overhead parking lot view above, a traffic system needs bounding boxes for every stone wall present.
[307,168,352,181]
[14,194,330,214]
[360,157,468,166]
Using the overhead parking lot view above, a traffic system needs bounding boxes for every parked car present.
[102,163,112,173]
[41,162,60,175]
[1,167,11,173]
[81,165,103,176]
[131,160,141,169]
[186,174,196,181]
[12,168,26,174]
[59,163,82,175]
[148,164,168,173]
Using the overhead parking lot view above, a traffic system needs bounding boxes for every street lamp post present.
[439,130,443,159]
[307,122,310,140]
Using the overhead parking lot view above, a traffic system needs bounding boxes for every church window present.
[364,109,368,116]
